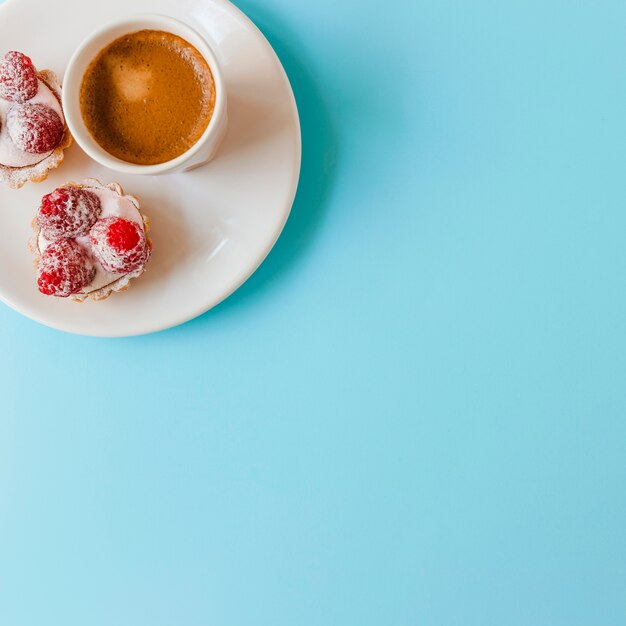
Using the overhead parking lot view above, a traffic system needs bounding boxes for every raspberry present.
[37,187,102,239]
[89,217,149,274]
[6,103,63,154]
[37,239,96,297]
[0,51,38,103]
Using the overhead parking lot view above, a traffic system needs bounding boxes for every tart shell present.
[0,69,73,190]
[30,178,152,302]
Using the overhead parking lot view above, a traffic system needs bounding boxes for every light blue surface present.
[1,0,626,624]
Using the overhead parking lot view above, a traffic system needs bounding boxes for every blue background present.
[1,0,626,624]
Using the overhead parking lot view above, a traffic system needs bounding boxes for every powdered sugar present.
[36,179,150,298]
[7,102,64,153]
[37,238,96,297]
[0,76,65,167]
[89,217,149,274]
[0,51,38,103]
[37,187,102,239]
[0,69,71,189]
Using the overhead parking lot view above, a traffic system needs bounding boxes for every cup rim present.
[62,13,227,175]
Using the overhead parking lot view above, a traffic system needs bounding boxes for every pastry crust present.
[0,69,73,189]
[30,178,152,302]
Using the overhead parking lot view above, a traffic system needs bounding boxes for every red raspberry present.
[0,51,38,103]
[37,187,102,239]
[89,217,150,274]
[6,103,63,154]
[37,239,96,297]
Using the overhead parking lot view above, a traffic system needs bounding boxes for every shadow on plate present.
[130,187,194,288]
[194,1,339,322]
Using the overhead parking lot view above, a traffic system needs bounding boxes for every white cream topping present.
[38,186,145,294]
[0,78,65,168]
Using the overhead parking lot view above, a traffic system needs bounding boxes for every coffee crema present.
[80,29,216,165]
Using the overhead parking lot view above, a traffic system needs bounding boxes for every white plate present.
[0,0,301,336]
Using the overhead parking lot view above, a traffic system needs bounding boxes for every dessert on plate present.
[30,178,152,301]
[0,50,72,189]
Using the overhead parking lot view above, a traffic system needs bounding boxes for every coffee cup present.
[63,14,228,175]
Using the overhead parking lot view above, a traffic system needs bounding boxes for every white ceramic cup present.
[62,14,228,175]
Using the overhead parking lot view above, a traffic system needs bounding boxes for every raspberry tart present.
[0,51,72,189]
[30,179,152,301]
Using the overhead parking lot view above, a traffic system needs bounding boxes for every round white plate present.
[0,0,301,336]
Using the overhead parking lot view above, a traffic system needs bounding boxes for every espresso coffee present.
[80,29,216,165]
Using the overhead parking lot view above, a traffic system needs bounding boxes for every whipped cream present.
[38,185,145,294]
[0,78,65,168]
